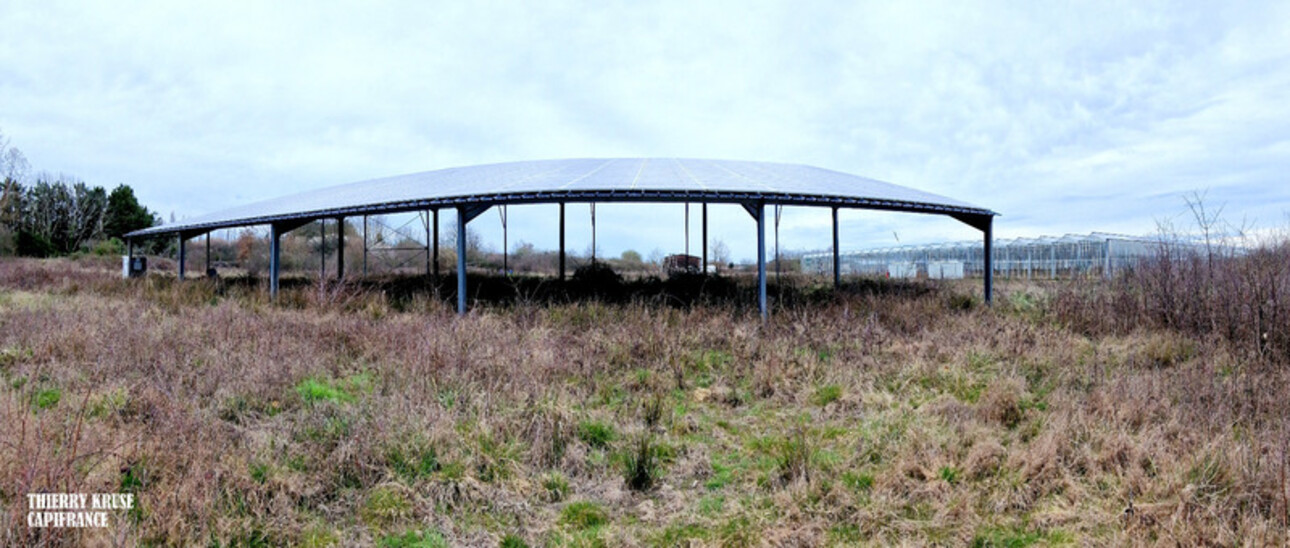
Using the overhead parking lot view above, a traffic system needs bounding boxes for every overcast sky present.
[3,1,1288,261]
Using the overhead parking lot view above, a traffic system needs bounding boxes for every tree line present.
[0,130,158,257]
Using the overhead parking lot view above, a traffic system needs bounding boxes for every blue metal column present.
[337,217,345,280]
[984,217,993,304]
[558,202,566,281]
[685,202,690,258]
[319,219,326,280]
[702,203,708,273]
[456,207,467,315]
[432,209,440,280]
[500,205,508,274]
[757,202,767,319]
[177,234,186,280]
[270,224,281,299]
[832,206,840,288]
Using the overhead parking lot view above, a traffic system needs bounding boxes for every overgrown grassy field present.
[1,254,1287,546]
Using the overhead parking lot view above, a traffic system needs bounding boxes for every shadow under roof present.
[128,158,995,237]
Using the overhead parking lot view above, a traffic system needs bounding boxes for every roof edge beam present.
[273,218,313,234]
[459,204,492,224]
[950,212,995,232]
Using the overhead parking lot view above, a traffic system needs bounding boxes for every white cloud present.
[1,0,1287,261]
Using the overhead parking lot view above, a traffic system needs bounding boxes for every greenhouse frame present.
[802,232,1187,280]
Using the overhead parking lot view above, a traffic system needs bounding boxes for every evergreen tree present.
[104,184,157,240]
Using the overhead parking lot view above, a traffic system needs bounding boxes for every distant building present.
[663,254,702,274]
[802,232,1220,280]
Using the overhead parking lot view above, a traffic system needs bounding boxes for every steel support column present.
[362,215,368,276]
[1103,238,1112,279]
[983,218,993,304]
[270,224,282,299]
[685,202,690,259]
[558,202,566,281]
[757,202,767,320]
[701,203,708,273]
[432,209,440,280]
[500,205,508,274]
[774,205,782,282]
[425,210,432,278]
[337,217,345,280]
[456,207,468,315]
[831,206,840,288]
[319,219,326,280]
[178,234,186,280]
[205,232,212,277]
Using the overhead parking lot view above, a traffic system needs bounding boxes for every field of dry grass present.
[1,255,1288,547]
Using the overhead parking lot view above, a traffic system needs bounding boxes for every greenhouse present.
[802,232,1186,280]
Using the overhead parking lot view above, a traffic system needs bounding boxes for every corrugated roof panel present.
[129,158,993,237]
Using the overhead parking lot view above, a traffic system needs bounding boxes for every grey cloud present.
[1,1,1286,260]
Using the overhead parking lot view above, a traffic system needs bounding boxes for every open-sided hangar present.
[126,158,998,316]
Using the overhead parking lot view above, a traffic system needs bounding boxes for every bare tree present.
[711,239,731,268]
[441,215,485,262]
[16,175,107,254]
[2,147,28,184]
[0,129,30,245]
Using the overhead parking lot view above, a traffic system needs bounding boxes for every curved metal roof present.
[128,158,995,237]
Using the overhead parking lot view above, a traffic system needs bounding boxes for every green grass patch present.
[299,413,356,444]
[249,461,270,484]
[377,528,448,548]
[299,523,339,548]
[437,461,466,480]
[715,514,757,546]
[706,453,756,490]
[619,434,665,491]
[829,523,864,544]
[294,372,373,406]
[969,525,1055,548]
[361,486,413,529]
[758,428,812,484]
[697,495,724,517]
[0,345,33,368]
[119,459,150,523]
[295,377,355,405]
[651,522,709,545]
[33,387,61,410]
[474,431,523,483]
[706,460,735,490]
[576,420,617,449]
[810,384,843,407]
[499,534,529,548]
[542,472,570,502]
[696,349,734,370]
[88,387,129,418]
[559,501,609,530]
[842,471,875,492]
[385,441,439,481]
